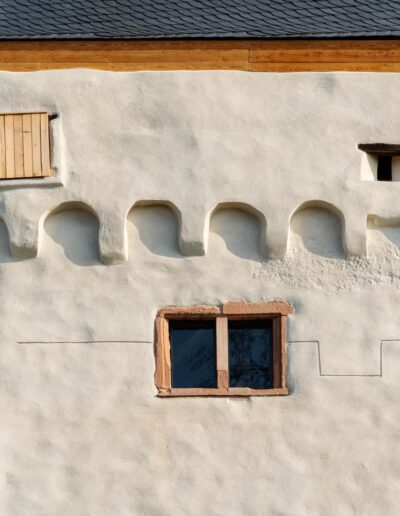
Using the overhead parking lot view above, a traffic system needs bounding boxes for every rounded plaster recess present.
[42,204,100,266]
[289,203,345,258]
[127,204,181,258]
[208,205,265,260]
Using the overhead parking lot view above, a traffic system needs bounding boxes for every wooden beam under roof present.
[1,39,400,71]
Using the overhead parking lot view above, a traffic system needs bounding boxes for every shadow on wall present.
[44,208,100,266]
[127,204,181,258]
[209,208,262,260]
[289,205,345,258]
[0,220,15,263]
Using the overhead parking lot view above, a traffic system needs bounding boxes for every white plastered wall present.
[1,70,400,515]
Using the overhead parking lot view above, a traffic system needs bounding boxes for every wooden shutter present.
[0,112,52,179]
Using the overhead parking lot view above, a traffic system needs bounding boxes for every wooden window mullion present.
[154,316,171,392]
[216,316,228,391]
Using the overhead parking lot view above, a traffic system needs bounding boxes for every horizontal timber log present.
[0,40,400,71]
[358,144,400,156]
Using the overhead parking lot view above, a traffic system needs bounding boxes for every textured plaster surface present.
[1,71,400,515]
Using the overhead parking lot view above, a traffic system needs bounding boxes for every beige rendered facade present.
[1,70,400,515]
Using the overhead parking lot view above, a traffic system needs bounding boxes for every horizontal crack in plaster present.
[16,340,152,344]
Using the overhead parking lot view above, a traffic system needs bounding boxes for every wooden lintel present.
[358,143,400,156]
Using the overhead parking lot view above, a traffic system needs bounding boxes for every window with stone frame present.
[154,301,293,397]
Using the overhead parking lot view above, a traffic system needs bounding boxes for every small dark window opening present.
[170,320,217,388]
[228,320,273,389]
[377,156,392,181]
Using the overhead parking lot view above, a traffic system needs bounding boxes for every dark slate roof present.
[0,0,399,40]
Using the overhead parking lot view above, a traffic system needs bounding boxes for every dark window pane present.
[170,321,216,388]
[377,156,392,181]
[228,320,273,389]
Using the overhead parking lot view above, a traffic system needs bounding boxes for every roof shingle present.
[0,0,399,40]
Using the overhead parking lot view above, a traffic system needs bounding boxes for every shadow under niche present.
[0,220,15,263]
[44,209,100,266]
[289,206,345,258]
[209,208,262,260]
[128,205,181,258]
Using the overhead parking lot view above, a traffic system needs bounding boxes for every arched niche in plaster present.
[127,201,181,258]
[289,201,345,258]
[41,202,100,266]
[208,203,266,260]
[367,214,400,256]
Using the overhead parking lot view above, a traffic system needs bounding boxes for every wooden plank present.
[0,115,5,178]
[4,61,399,72]
[0,39,400,71]
[216,317,229,390]
[0,54,249,67]
[13,114,24,178]
[4,115,14,178]
[0,39,399,72]
[31,113,41,176]
[358,143,400,156]
[0,39,250,51]
[0,41,249,70]
[249,62,400,72]
[0,62,249,71]
[272,316,282,389]
[250,51,400,64]
[249,40,400,63]
[250,40,400,50]
[22,114,33,177]
[0,40,249,61]
[3,59,400,72]
[0,49,249,64]
[40,113,50,176]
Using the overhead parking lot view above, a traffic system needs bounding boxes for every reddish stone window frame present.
[154,301,293,397]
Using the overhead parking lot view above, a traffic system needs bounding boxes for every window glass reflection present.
[228,320,273,389]
[170,321,217,388]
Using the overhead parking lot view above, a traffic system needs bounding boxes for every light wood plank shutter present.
[0,116,6,178]
[0,112,52,179]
